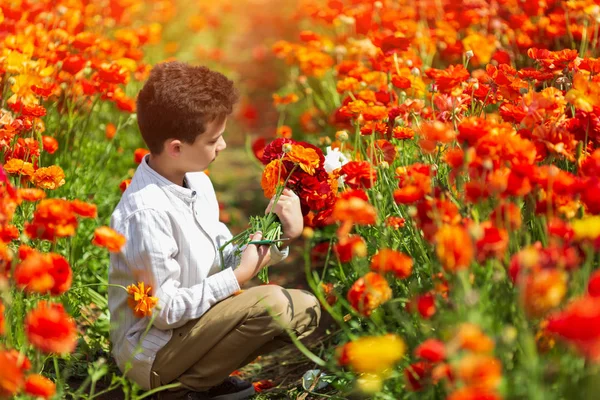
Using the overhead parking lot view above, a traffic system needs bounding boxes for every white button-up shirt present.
[108,155,288,389]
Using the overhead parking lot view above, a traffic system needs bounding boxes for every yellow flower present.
[337,334,405,374]
[572,215,600,241]
[127,282,159,318]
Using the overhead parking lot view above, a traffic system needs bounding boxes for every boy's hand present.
[265,188,303,241]
[234,232,271,285]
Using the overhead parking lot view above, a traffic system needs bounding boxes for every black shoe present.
[205,376,256,400]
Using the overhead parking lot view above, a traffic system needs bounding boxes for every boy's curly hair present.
[136,61,239,154]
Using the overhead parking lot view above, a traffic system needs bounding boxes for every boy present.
[108,61,321,400]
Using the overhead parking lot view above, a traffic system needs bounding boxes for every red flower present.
[24,374,55,399]
[42,136,59,154]
[340,161,377,189]
[25,301,77,354]
[134,148,150,164]
[415,339,446,363]
[405,361,432,391]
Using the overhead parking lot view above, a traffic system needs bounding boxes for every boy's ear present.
[164,139,183,157]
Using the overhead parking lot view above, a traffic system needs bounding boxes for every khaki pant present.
[150,285,321,398]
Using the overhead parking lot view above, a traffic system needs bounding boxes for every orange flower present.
[25,301,77,354]
[14,251,72,295]
[0,224,18,242]
[419,121,456,153]
[332,191,376,236]
[260,159,286,198]
[522,268,567,318]
[24,374,55,399]
[134,148,150,164]
[127,282,159,318]
[456,354,502,391]
[273,93,299,106]
[17,188,46,202]
[392,126,415,140]
[105,123,117,139]
[0,349,30,397]
[285,145,320,175]
[32,165,66,190]
[3,159,34,177]
[70,199,97,218]
[452,323,495,354]
[25,199,78,241]
[435,225,473,272]
[92,226,126,252]
[370,249,413,279]
[347,272,392,316]
[385,216,406,229]
[42,136,59,154]
[447,387,502,400]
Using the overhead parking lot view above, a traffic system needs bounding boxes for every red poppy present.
[25,301,77,354]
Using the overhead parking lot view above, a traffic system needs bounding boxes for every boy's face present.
[179,117,227,172]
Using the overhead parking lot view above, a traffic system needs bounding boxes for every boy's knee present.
[252,285,295,329]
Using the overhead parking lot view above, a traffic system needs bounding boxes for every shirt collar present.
[139,154,196,202]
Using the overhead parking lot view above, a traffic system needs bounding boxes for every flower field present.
[3,0,600,399]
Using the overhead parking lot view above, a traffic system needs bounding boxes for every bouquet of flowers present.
[220,138,338,282]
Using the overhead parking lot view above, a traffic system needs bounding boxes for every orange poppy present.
[452,323,495,354]
[24,199,78,241]
[0,349,30,397]
[272,93,299,106]
[435,225,474,272]
[260,159,286,199]
[14,251,72,295]
[70,199,97,218]
[17,188,46,202]
[456,354,502,391]
[105,123,117,139]
[522,269,567,318]
[24,374,55,399]
[347,272,392,316]
[392,126,415,140]
[127,282,159,318]
[32,165,66,190]
[385,216,406,229]
[92,226,126,252]
[3,158,34,177]
[25,301,77,354]
[41,136,59,154]
[285,145,320,175]
[370,249,413,279]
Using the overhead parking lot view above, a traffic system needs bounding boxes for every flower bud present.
[302,227,314,239]
[465,50,474,59]
[282,143,293,153]
[336,130,349,142]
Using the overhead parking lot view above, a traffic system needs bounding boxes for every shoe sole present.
[210,386,256,400]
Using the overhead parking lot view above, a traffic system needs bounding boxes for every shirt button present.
[192,191,196,196]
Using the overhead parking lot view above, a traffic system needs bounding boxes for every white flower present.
[323,146,349,173]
